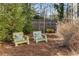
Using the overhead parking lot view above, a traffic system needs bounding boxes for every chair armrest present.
[24,35,29,40]
[24,35,30,44]
[42,34,47,39]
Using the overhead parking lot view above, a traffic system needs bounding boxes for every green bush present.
[23,20,33,34]
[0,4,35,42]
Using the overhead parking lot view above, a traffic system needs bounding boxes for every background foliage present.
[54,3,64,21]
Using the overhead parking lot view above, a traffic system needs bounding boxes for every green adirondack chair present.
[33,31,48,43]
[13,32,29,46]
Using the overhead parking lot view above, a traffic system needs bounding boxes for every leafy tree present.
[54,3,64,21]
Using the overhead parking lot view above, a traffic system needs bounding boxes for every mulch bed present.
[0,33,78,56]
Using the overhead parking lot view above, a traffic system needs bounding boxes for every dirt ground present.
[0,33,78,56]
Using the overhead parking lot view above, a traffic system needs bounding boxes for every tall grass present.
[57,20,79,51]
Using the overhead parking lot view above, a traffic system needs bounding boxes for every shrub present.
[0,4,34,42]
[69,31,79,52]
[23,20,33,34]
[57,20,79,50]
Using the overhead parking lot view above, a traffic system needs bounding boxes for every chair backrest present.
[33,31,43,40]
[13,32,24,42]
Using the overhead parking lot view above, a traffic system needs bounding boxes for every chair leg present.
[15,43,18,46]
[25,36,30,44]
[45,39,48,43]
[36,40,38,43]
[44,38,48,43]
[27,40,30,44]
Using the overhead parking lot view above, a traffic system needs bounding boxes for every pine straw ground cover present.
[0,33,78,56]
